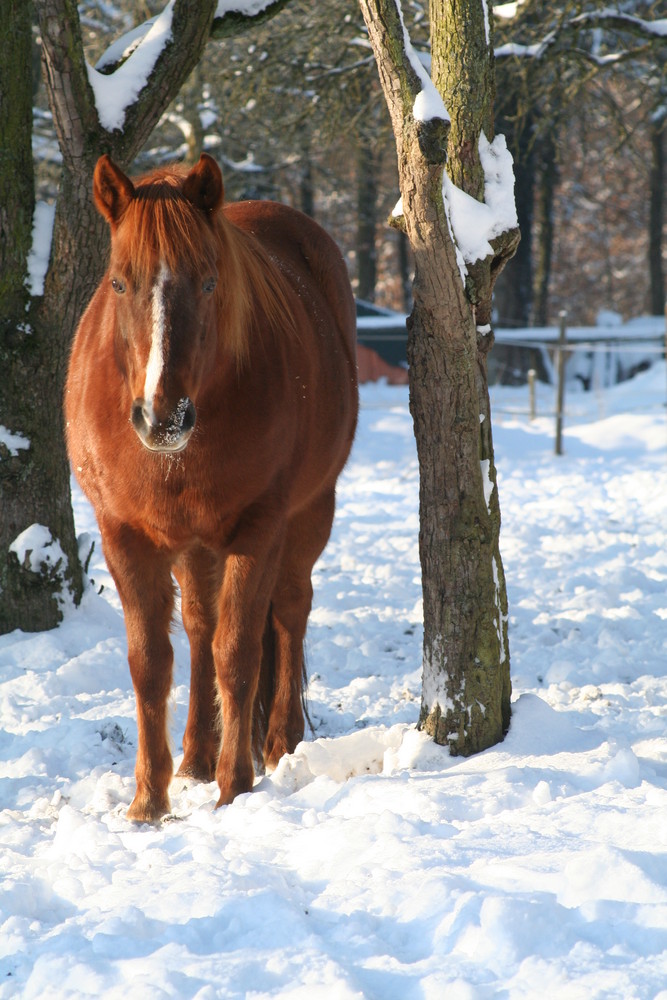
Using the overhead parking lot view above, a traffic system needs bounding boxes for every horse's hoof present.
[214,770,254,808]
[175,758,216,783]
[126,792,170,824]
[263,729,301,772]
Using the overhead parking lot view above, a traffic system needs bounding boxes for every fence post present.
[528,368,536,421]
[555,310,567,455]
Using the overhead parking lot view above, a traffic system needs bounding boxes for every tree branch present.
[571,10,667,40]
[38,0,297,170]
[35,0,100,167]
[495,8,667,62]
[211,0,293,39]
[94,0,295,75]
[109,0,217,162]
[358,0,449,166]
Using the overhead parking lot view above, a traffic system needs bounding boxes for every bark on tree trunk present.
[648,117,665,316]
[397,229,413,313]
[356,143,378,301]
[531,131,558,327]
[492,119,535,329]
[300,150,315,219]
[0,0,83,631]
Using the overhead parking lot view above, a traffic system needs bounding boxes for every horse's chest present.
[131,474,220,547]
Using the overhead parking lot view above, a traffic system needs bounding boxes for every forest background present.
[31,0,666,329]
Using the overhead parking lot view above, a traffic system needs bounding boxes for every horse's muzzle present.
[131,396,196,453]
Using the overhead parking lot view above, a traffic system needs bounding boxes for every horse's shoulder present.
[223,201,334,263]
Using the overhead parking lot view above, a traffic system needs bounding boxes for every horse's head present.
[93,153,225,453]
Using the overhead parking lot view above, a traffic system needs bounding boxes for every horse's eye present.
[202,277,217,294]
[111,277,126,294]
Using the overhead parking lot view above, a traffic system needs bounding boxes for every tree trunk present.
[532,131,558,327]
[648,116,664,316]
[492,119,535,329]
[180,66,208,166]
[0,0,83,631]
[356,142,378,301]
[358,0,514,754]
[300,151,315,218]
[397,229,413,313]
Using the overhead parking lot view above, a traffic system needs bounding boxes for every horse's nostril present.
[181,399,196,433]
[131,399,147,431]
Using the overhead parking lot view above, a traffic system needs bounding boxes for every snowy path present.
[1,371,667,999]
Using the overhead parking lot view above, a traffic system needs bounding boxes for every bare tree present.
[358,0,519,753]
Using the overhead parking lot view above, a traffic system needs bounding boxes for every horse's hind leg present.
[174,547,221,781]
[263,490,336,771]
[173,546,221,783]
[213,517,284,807]
[100,521,175,823]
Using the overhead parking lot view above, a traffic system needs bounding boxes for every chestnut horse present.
[66,153,358,822]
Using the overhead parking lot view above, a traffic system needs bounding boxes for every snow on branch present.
[444,133,518,269]
[571,10,667,39]
[495,36,557,60]
[215,0,279,14]
[211,0,292,39]
[88,2,175,132]
[495,7,666,61]
[359,0,447,124]
[89,0,292,134]
[394,0,449,124]
[95,23,154,73]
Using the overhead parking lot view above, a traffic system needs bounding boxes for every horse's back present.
[223,200,357,360]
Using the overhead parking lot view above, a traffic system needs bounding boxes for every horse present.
[65,153,358,822]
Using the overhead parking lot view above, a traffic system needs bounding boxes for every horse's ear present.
[93,154,135,227]
[183,153,224,214]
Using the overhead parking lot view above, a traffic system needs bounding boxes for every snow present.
[572,11,667,38]
[87,1,176,132]
[88,0,283,133]
[494,39,553,60]
[494,1,525,19]
[393,0,449,125]
[26,202,55,298]
[2,362,667,996]
[8,524,67,578]
[481,0,491,47]
[215,0,277,15]
[0,427,30,459]
[443,132,518,269]
[480,457,494,511]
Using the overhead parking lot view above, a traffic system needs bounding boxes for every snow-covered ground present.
[2,363,667,999]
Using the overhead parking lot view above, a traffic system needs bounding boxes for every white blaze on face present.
[144,261,170,420]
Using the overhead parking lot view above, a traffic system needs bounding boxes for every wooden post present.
[528,368,536,421]
[555,310,567,456]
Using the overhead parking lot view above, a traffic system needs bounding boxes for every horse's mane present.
[119,166,294,366]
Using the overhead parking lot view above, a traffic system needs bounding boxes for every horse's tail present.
[252,605,310,769]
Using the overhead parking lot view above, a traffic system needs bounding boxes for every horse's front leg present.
[214,517,283,807]
[173,545,221,783]
[264,489,337,770]
[100,521,175,823]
